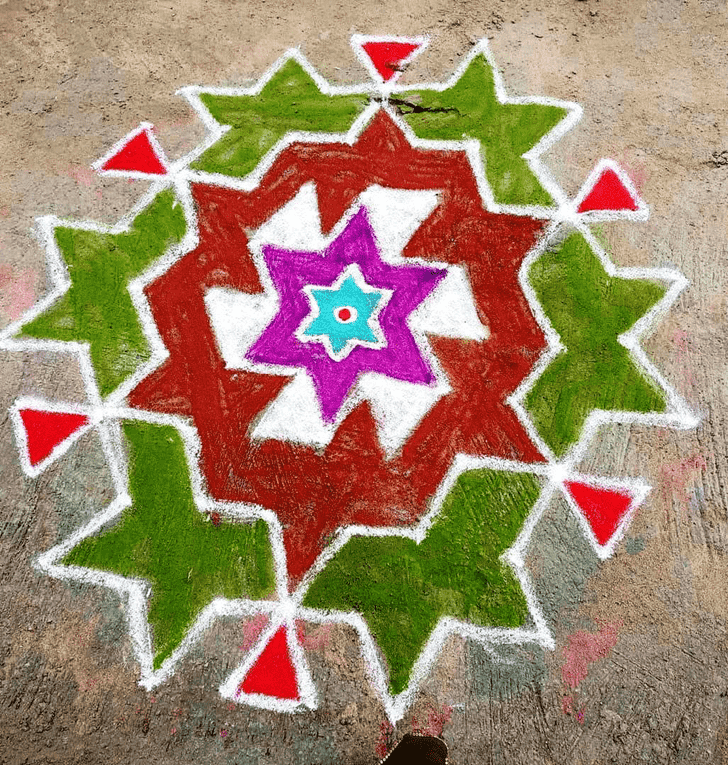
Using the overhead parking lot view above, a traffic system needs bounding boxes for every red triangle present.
[100,128,168,175]
[361,41,422,82]
[19,409,90,467]
[577,168,639,213]
[238,627,300,700]
[565,481,633,546]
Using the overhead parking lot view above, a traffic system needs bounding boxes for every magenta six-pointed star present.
[246,207,447,422]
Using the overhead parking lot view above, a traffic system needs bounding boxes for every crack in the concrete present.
[389,97,461,116]
[707,149,728,167]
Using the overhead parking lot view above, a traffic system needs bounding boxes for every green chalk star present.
[526,232,668,456]
[191,57,369,178]
[19,190,186,397]
[303,468,540,695]
[396,54,570,207]
[64,421,276,669]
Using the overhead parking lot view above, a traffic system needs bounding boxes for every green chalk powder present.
[398,54,568,207]
[21,191,186,397]
[193,58,368,178]
[526,232,667,456]
[64,422,275,669]
[304,469,540,695]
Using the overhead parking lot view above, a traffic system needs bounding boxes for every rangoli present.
[3,36,697,722]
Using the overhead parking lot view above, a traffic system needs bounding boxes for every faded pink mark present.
[561,620,621,689]
[69,165,103,199]
[154,116,194,131]
[75,617,98,648]
[613,152,648,194]
[300,622,333,651]
[412,703,453,737]
[375,719,395,760]
[0,206,10,218]
[0,265,38,321]
[238,613,268,652]
[661,452,707,512]
[672,329,696,392]
[70,165,96,187]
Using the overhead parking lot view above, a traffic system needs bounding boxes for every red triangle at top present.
[577,168,639,213]
[238,627,300,701]
[565,481,633,546]
[19,408,90,467]
[361,41,422,82]
[99,128,168,176]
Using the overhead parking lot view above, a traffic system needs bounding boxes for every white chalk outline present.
[204,183,463,459]
[1,37,698,721]
[570,158,649,222]
[32,403,317,704]
[175,49,379,195]
[92,122,171,180]
[289,456,652,722]
[386,38,584,220]
[508,220,699,470]
[175,39,582,221]
[350,34,430,90]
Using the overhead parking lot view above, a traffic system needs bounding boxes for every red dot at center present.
[337,308,352,321]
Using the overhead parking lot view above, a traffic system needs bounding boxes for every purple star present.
[247,207,447,422]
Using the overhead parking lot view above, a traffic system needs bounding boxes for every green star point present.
[192,58,369,178]
[19,190,186,397]
[63,421,276,669]
[303,468,539,695]
[526,232,668,456]
[397,54,569,207]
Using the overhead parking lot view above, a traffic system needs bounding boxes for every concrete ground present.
[1,0,727,762]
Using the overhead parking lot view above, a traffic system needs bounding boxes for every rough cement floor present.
[0,0,727,763]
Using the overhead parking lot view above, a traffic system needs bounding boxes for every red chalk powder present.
[19,408,89,466]
[101,129,167,175]
[239,627,299,700]
[578,168,638,212]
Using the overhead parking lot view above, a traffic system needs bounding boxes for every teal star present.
[299,266,390,360]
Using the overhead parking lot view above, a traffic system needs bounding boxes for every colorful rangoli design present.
[3,36,697,722]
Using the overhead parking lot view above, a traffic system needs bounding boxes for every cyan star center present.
[298,265,390,361]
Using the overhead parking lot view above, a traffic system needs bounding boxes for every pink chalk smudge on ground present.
[375,720,396,760]
[69,165,103,199]
[660,452,707,512]
[300,622,333,651]
[561,620,622,689]
[672,329,696,392]
[237,613,269,652]
[612,151,648,194]
[412,703,453,737]
[0,265,38,321]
